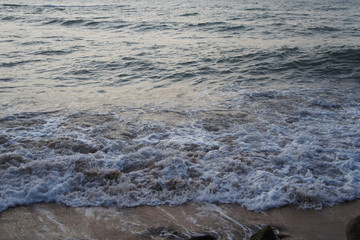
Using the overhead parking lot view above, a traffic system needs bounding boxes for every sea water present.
[0,0,359,213]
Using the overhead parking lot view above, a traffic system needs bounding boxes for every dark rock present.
[250,226,276,240]
[346,215,360,240]
[189,234,217,240]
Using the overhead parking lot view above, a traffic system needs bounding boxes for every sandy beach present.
[0,200,359,240]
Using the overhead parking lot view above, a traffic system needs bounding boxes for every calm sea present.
[0,0,359,212]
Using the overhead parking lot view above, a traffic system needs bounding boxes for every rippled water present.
[0,0,359,212]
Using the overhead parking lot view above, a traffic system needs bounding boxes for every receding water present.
[0,0,359,212]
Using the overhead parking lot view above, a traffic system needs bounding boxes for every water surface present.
[0,0,359,212]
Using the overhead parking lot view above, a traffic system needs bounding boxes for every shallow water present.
[1,201,360,240]
[0,0,359,212]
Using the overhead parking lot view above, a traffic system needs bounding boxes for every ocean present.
[0,0,359,213]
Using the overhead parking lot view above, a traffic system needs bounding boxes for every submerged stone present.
[250,226,276,240]
[189,234,217,240]
[346,215,360,240]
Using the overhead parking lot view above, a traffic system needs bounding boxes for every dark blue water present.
[0,0,359,212]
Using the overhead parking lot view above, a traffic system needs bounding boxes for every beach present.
[0,200,359,240]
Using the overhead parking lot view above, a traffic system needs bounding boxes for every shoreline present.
[0,200,359,240]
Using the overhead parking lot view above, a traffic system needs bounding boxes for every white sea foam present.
[0,86,359,212]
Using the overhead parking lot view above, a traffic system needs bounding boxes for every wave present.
[179,12,199,17]
[42,18,108,28]
[0,78,13,82]
[43,19,63,25]
[308,26,340,32]
[189,22,226,28]
[0,60,42,68]
[1,16,20,21]
[40,18,172,32]
[131,22,172,32]
[0,86,359,212]
[34,50,75,56]
[244,7,268,11]
[213,46,360,81]
[61,19,85,26]
[218,25,247,32]
[328,47,360,61]
[1,4,26,7]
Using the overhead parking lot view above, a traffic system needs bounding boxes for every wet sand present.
[0,200,359,240]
